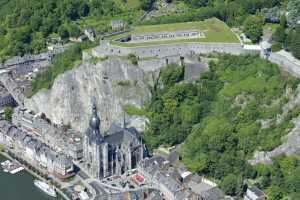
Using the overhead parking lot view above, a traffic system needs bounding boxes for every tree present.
[272,27,286,44]
[127,53,138,65]
[279,15,287,29]
[4,107,13,122]
[289,29,300,59]
[243,15,263,43]
[220,174,240,196]
[184,0,209,8]
[68,24,81,38]
[287,0,300,27]
[58,25,69,40]
[140,0,155,11]
[160,64,184,88]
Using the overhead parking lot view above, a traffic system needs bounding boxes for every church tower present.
[83,104,105,178]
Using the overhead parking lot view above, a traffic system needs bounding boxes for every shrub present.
[271,43,282,52]
[127,53,138,65]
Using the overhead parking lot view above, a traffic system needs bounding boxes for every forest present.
[142,55,300,198]
[0,0,299,61]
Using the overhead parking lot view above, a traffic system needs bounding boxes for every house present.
[84,27,96,41]
[54,153,74,177]
[111,19,125,30]
[138,155,224,200]
[0,119,74,178]
[244,186,267,200]
[69,35,88,43]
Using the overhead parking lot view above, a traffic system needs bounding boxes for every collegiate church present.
[83,104,146,179]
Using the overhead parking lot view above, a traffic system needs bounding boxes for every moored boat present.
[34,180,57,198]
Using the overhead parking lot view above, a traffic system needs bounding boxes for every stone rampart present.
[268,51,300,78]
[92,41,248,59]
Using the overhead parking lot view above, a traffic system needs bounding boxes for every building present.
[130,29,204,42]
[244,186,267,200]
[0,92,16,110]
[69,35,88,43]
[0,120,74,178]
[138,155,224,200]
[84,27,96,42]
[12,107,83,160]
[83,104,145,179]
[111,19,125,30]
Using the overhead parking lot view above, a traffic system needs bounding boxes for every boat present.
[34,180,57,198]
[1,160,24,174]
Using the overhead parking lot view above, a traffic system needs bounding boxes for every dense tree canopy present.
[0,0,135,60]
[142,55,300,198]
[243,15,264,43]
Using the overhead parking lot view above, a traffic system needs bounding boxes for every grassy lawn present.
[264,23,280,31]
[109,18,239,46]
[115,0,141,8]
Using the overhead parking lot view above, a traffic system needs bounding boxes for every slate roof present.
[0,120,12,134]
[104,126,140,147]
[249,186,266,197]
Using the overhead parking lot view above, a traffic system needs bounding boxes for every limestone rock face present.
[249,85,300,165]
[25,57,155,133]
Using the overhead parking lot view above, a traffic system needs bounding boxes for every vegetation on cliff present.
[142,54,300,197]
[27,42,96,97]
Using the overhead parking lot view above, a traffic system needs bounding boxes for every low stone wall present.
[268,51,300,78]
[92,41,248,58]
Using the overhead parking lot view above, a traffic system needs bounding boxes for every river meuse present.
[0,154,64,200]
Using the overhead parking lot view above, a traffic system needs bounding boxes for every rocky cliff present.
[25,56,156,133]
[249,85,300,165]
[24,50,207,134]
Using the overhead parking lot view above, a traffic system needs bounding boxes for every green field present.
[115,0,141,8]
[109,18,240,46]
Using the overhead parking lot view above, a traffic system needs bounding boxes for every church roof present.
[104,124,141,147]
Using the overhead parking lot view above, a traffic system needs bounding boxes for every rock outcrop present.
[25,57,155,133]
[249,85,300,165]
[24,51,208,134]
[249,116,300,165]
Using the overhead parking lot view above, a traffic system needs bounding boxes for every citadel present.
[0,17,295,200]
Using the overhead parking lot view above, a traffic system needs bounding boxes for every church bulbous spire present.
[89,104,100,130]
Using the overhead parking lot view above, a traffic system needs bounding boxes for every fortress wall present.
[138,56,181,72]
[268,52,300,78]
[92,42,248,59]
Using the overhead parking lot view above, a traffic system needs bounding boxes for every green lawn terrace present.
[109,18,240,47]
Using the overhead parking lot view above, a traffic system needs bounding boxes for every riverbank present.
[0,151,70,200]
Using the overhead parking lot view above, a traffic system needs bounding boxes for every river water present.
[0,154,64,200]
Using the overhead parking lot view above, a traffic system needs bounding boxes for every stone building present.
[84,27,96,42]
[111,19,125,30]
[0,87,16,110]
[12,107,83,160]
[244,186,267,200]
[131,29,204,42]
[138,155,224,200]
[83,104,145,179]
[0,120,74,178]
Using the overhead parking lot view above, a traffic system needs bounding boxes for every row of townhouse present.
[0,120,74,179]
[12,107,83,160]
[138,155,224,200]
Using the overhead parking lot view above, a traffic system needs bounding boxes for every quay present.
[1,159,24,174]
[0,151,71,200]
